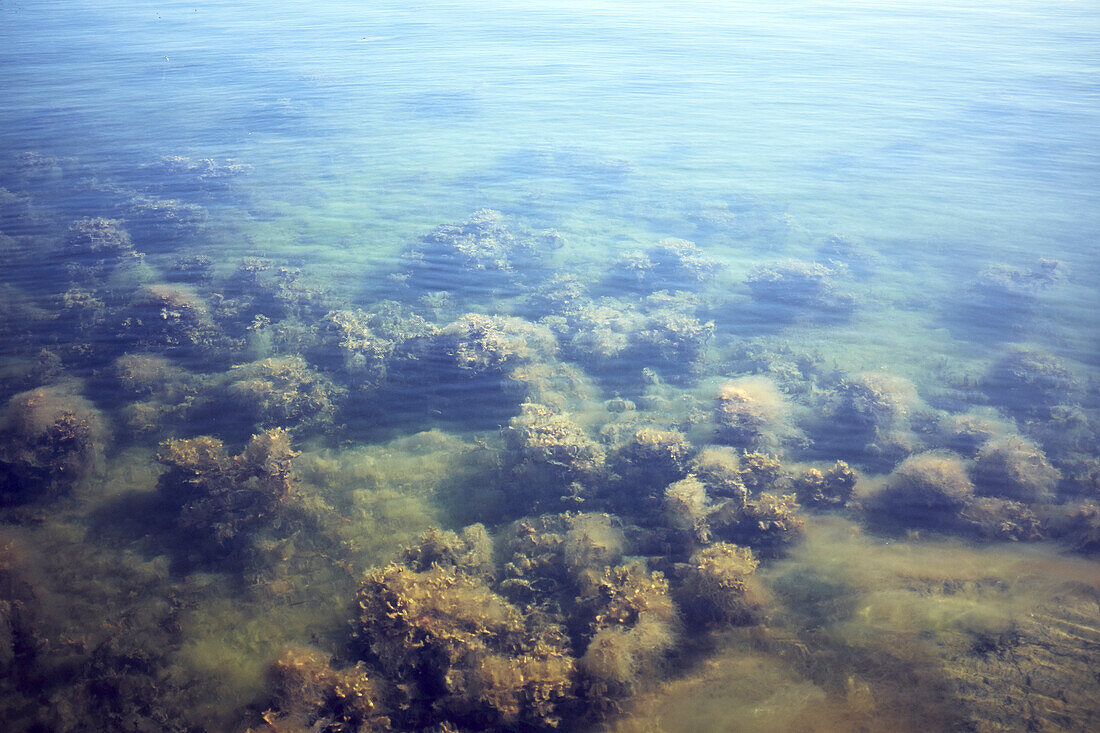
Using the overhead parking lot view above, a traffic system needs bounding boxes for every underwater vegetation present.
[678,542,761,625]
[62,217,144,284]
[816,370,923,466]
[714,376,797,453]
[311,305,437,391]
[539,289,714,385]
[225,355,347,436]
[118,283,228,361]
[154,428,348,574]
[864,451,977,531]
[501,402,606,512]
[972,435,1059,503]
[948,258,1067,337]
[744,259,855,321]
[984,346,1081,421]
[398,209,562,298]
[257,515,681,731]
[104,352,202,439]
[602,238,720,293]
[611,426,693,495]
[0,385,106,505]
[0,163,1097,733]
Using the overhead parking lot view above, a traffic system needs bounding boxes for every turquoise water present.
[2,1,1099,731]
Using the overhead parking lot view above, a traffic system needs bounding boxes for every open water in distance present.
[1,1,1098,731]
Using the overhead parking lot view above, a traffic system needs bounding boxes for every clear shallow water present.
[1,1,1099,731]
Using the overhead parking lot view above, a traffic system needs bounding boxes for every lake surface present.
[1,1,1098,731]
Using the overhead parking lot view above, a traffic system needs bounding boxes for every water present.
[1,1,1098,730]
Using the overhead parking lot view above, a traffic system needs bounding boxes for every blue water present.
[2,1,1099,730]
[6,2,1099,357]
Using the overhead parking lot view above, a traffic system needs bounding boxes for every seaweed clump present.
[864,446,1056,543]
[351,563,574,730]
[261,516,683,731]
[225,355,346,436]
[263,646,390,732]
[689,447,748,504]
[1044,503,1100,555]
[984,347,1080,421]
[155,429,327,569]
[745,259,854,317]
[118,284,227,361]
[677,542,761,625]
[611,428,693,499]
[400,209,558,294]
[663,475,711,544]
[502,403,606,512]
[792,461,857,509]
[604,238,720,292]
[400,313,556,386]
[575,561,678,708]
[635,293,715,376]
[972,436,1059,503]
[540,291,714,381]
[542,296,637,367]
[959,258,1066,332]
[441,314,557,374]
[106,352,199,437]
[387,313,562,425]
[974,259,1064,300]
[863,451,975,532]
[495,513,625,607]
[826,371,920,461]
[401,523,495,579]
[312,306,436,391]
[717,491,805,558]
[660,451,807,558]
[62,217,144,283]
[714,376,795,452]
[144,155,252,195]
[958,498,1043,542]
[937,410,1014,457]
[123,195,208,252]
[0,386,106,504]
